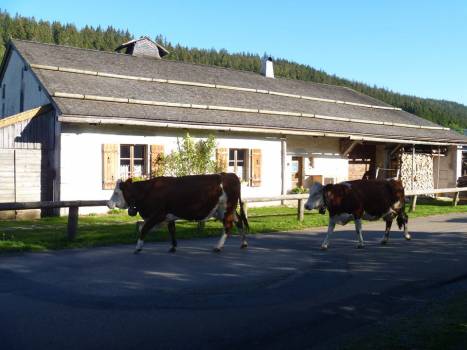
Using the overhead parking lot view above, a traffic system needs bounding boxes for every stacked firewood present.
[400,153,434,191]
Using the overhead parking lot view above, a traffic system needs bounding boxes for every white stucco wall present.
[60,124,282,214]
[1,49,49,118]
[286,136,348,191]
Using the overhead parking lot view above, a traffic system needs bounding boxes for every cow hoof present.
[357,244,364,249]
[320,245,328,251]
[168,247,176,253]
[134,248,142,254]
[240,243,248,249]
[405,235,412,241]
[381,239,388,245]
[213,247,223,253]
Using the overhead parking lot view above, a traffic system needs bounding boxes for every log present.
[410,195,417,212]
[67,206,79,240]
[297,199,305,222]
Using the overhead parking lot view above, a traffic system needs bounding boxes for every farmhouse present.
[1,37,466,217]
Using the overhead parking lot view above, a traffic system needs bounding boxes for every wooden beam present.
[410,195,417,212]
[297,199,305,222]
[52,91,448,132]
[0,200,108,211]
[342,140,360,156]
[0,104,52,129]
[32,64,403,112]
[67,206,79,240]
[390,144,403,156]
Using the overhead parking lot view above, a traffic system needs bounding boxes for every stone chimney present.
[115,36,169,59]
[260,55,274,78]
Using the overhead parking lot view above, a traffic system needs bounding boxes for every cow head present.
[304,182,326,214]
[107,179,131,209]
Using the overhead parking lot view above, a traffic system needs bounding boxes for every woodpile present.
[400,153,434,191]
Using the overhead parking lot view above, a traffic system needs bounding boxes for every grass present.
[0,198,466,253]
[344,292,467,350]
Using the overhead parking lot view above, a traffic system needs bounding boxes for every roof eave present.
[58,114,463,146]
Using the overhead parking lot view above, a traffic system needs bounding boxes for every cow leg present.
[397,211,411,240]
[321,217,336,250]
[381,219,393,245]
[235,212,248,249]
[135,213,165,254]
[214,212,235,252]
[354,218,364,248]
[167,221,177,253]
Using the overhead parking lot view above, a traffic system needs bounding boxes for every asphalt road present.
[1,213,467,350]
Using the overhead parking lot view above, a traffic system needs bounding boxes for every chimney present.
[260,55,274,78]
[115,36,169,59]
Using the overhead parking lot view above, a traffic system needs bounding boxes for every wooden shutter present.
[250,149,262,187]
[216,148,228,172]
[150,144,165,177]
[102,144,118,189]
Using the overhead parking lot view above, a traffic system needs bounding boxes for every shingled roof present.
[8,39,467,144]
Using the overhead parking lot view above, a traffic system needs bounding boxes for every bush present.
[152,133,221,177]
[291,186,308,194]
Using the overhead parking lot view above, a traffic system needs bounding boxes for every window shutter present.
[251,148,262,187]
[150,144,165,177]
[102,144,118,189]
[216,148,228,172]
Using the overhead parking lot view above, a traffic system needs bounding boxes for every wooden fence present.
[0,186,465,240]
[0,200,108,240]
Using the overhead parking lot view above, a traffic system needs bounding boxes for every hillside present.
[1,10,466,132]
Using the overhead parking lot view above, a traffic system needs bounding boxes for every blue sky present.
[3,0,466,105]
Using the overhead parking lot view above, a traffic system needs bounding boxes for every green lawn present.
[344,292,467,350]
[0,198,466,253]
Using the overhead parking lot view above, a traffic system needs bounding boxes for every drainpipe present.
[281,137,287,204]
[436,146,441,189]
[411,145,415,191]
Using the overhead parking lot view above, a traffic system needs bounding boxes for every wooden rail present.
[0,200,108,240]
[242,194,309,221]
[405,187,467,212]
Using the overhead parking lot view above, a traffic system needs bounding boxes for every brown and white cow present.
[107,173,249,253]
[304,179,410,249]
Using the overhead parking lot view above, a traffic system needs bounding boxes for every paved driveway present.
[1,213,467,350]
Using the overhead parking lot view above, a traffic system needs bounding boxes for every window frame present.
[228,148,250,184]
[119,144,148,180]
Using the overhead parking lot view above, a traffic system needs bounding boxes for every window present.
[119,144,147,179]
[228,149,248,181]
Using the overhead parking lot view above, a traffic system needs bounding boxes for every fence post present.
[297,199,305,222]
[453,192,460,207]
[243,201,248,219]
[410,195,417,212]
[67,206,79,240]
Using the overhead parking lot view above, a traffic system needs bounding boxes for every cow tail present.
[396,189,409,230]
[237,194,250,233]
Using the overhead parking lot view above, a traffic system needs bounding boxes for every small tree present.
[152,133,220,177]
